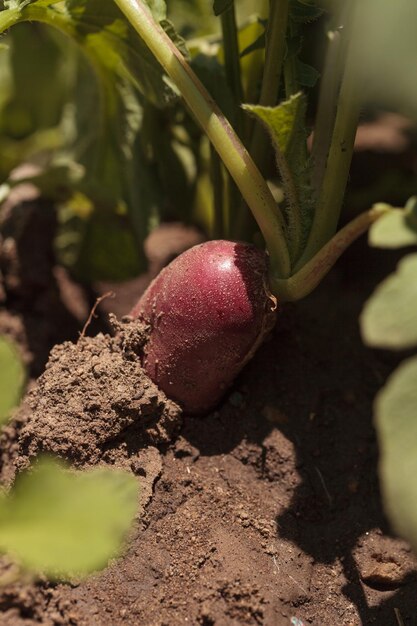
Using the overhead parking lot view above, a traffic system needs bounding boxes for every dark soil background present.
[0,117,416,625]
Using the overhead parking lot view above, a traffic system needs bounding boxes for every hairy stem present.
[114,0,291,277]
[275,151,302,263]
[272,205,389,301]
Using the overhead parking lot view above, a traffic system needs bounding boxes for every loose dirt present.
[1,242,417,625]
[1,187,417,624]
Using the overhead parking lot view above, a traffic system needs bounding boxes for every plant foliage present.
[0,457,139,578]
[0,335,25,425]
[361,199,417,552]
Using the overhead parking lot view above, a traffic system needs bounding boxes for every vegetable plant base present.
[1,242,417,624]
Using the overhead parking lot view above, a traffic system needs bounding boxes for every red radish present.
[130,240,277,414]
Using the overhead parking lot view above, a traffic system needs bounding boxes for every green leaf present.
[64,0,179,108]
[361,253,417,350]
[70,209,149,282]
[244,94,306,155]
[1,23,76,139]
[0,457,138,578]
[235,16,265,102]
[296,59,320,87]
[240,30,265,59]
[369,199,417,249]
[376,356,417,553]
[0,0,187,275]
[0,336,26,425]
[63,0,187,235]
[145,0,166,21]
[243,94,313,247]
[213,0,233,17]
[161,18,189,59]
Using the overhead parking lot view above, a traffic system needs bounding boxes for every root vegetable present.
[130,240,276,414]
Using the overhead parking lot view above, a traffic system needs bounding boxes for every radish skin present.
[131,240,276,414]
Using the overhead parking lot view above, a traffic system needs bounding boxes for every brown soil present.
[0,316,182,486]
[1,156,417,625]
[1,242,417,625]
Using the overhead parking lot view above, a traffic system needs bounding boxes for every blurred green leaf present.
[361,253,417,350]
[0,0,188,278]
[0,336,26,425]
[1,23,76,139]
[191,53,235,122]
[71,209,147,282]
[145,0,166,21]
[235,16,265,102]
[167,0,216,36]
[0,457,138,579]
[375,357,417,553]
[240,30,265,58]
[369,200,417,249]
[65,0,178,108]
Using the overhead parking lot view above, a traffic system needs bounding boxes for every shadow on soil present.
[183,243,417,625]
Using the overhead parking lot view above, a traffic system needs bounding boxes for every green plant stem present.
[0,6,73,37]
[209,145,224,238]
[250,0,289,174]
[220,3,243,239]
[236,0,289,241]
[220,3,243,134]
[274,151,302,263]
[273,204,389,301]
[311,30,342,194]
[296,14,361,270]
[113,0,291,278]
[283,21,298,98]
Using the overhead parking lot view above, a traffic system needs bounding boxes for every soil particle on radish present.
[0,316,182,485]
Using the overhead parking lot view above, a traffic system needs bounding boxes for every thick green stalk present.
[209,145,224,238]
[237,0,289,241]
[311,30,342,194]
[220,2,243,239]
[273,205,389,301]
[283,21,298,98]
[113,0,291,278]
[296,5,361,269]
